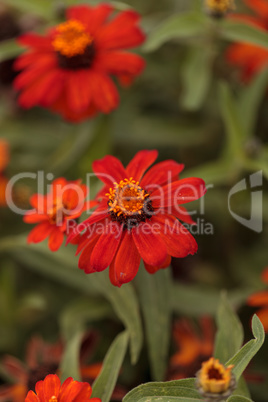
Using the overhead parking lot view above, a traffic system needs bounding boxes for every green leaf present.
[6,237,143,365]
[227,396,253,402]
[91,331,129,402]
[219,83,245,157]
[60,297,111,381]
[180,46,212,111]
[123,379,203,401]
[220,20,268,50]
[144,12,207,52]
[136,267,172,381]
[60,329,84,381]
[232,376,251,399]
[0,39,22,63]
[214,292,244,363]
[171,283,251,316]
[226,315,265,380]
[238,68,268,138]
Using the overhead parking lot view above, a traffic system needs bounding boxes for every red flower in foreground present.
[24,178,96,251]
[248,267,268,331]
[25,374,101,402]
[14,4,145,122]
[226,0,268,82]
[0,139,9,207]
[69,150,207,287]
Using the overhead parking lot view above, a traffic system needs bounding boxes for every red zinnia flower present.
[69,150,207,287]
[25,374,101,402]
[248,267,268,332]
[0,139,9,207]
[24,178,96,251]
[14,4,145,122]
[226,0,268,82]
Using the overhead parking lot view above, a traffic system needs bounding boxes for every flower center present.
[49,397,57,402]
[48,198,66,225]
[52,20,95,70]
[208,367,223,380]
[107,178,154,229]
[205,0,234,15]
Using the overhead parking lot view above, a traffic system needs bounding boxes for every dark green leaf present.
[226,315,265,380]
[214,292,244,363]
[0,39,22,63]
[136,268,172,381]
[123,379,203,401]
[221,20,268,50]
[144,12,207,52]
[91,331,129,402]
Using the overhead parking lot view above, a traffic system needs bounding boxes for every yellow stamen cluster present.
[48,198,66,224]
[52,20,93,57]
[49,397,57,402]
[107,178,149,217]
[205,0,235,14]
[198,357,234,394]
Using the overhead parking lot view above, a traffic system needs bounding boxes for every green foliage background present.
[0,0,267,401]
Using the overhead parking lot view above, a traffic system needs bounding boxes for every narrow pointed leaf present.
[91,331,129,402]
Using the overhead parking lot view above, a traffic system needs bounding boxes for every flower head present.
[205,0,235,18]
[14,4,145,122]
[226,0,268,82]
[69,150,207,287]
[23,178,96,251]
[248,267,268,332]
[196,358,236,400]
[25,374,101,402]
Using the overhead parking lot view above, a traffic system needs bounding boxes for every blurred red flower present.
[69,150,207,287]
[25,374,101,402]
[167,317,214,380]
[14,4,145,122]
[24,178,96,251]
[226,0,268,82]
[248,267,268,331]
[0,139,9,207]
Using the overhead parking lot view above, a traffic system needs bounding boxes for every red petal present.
[67,4,113,34]
[48,227,64,252]
[27,222,53,244]
[109,231,141,286]
[126,150,158,181]
[72,383,93,401]
[24,212,48,224]
[25,391,39,402]
[248,291,268,306]
[141,160,184,188]
[17,70,63,109]
[132,222,167,266]
[35,378,45,401]
[90,222,123,272]
[144,254,171,274]
[171,205,196,225]
[14,56,57,90]
[18,33,52,50]
[78,234,100,273]
[59,378,83,400]
[96,51,145,78]
[43,374,61,401]
[256,308,268,332]
[65,70,92,113]
[92,155,127,187]
[97,10,145,50]
[152,177,207,208]
[244,0,268,17]
[89,70,119,112]
[151,214,198,258]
